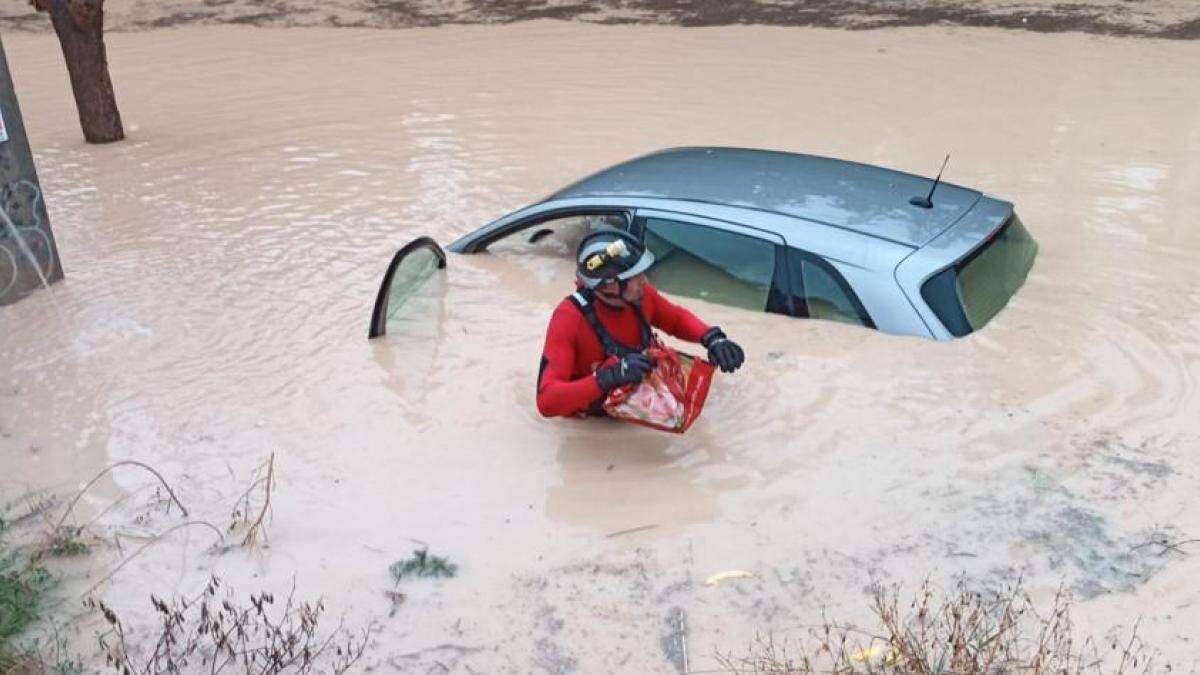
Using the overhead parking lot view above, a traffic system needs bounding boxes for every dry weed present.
[227,453,275,548]
[718,578,1150,674]
[89,575,368,674]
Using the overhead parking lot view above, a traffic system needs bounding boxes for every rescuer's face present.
[621,274,646,303]
[596,274,646,307]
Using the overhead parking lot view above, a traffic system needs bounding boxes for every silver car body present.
[448,147,1020,340]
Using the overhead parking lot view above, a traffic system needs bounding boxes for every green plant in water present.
[43,528,90,558]
[2,494,71,671]
[0,561,50,642]
[389,548,457,583]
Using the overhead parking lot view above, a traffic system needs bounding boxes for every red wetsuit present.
[536,283,710,417]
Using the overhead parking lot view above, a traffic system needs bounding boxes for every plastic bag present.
[601,342,715,433]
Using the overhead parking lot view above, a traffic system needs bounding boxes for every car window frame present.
[919,213,1034,337]
[784,246,876,329]
[468,207,632,252]
[631,208,793,316]
[894,199,1014,340]
[368,236,447,339]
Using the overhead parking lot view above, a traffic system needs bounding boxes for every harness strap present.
[568,289,651,358]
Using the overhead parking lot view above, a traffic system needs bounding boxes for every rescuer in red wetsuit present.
[536,229,745,418]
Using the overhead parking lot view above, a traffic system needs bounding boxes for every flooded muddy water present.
[2,22,1199,671]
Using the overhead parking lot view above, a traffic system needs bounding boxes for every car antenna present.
[909,154,950,209]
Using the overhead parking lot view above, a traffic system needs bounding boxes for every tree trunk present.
[43,0,124,143]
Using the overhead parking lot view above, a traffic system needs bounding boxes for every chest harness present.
[535,289,653,415]
[568,289,652,358]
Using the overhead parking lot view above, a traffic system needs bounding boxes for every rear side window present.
[642,217,777,311]
[786,249,874,328]
[921,214,1038,337]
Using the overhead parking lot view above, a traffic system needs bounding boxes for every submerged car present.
[370,147,1037,340]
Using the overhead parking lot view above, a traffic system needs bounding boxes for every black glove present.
[702,326,744,373]
[595,352,654,391]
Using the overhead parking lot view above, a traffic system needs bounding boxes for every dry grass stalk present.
[80,521,225,597]
[717,578,1150,674]
[2,492,57,531]
[30,460,191,561]
[54,461,188,533]
[1130,536,1200,557]
[89,575,368,674]
[229,453,275,548]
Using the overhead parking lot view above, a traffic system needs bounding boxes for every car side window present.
[486,213,627,257]
[787,249,874,328]
[641,217,777,311]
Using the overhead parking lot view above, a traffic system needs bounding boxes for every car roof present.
[550,147,986,248]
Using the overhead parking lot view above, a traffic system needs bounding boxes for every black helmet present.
[575,230,655,289]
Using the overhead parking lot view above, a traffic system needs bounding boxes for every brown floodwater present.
[1,22,1199,671]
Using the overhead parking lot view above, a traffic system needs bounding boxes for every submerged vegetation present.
[0,559,50,644]
[0,492,71,673]
[389,548,458,583]
[0,458,378,672]
[0,463,1169,673]
[38,528,89,559]
[718,578,1150,674]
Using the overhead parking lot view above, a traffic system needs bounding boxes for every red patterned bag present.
[600,342,715,433]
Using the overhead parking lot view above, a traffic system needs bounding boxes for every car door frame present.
[447,199,635,253]
[631,207,794,317]
[368,236,447,339]
[742,207,931,338]
[782,246,878,328]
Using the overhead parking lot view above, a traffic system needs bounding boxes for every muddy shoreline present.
[1,0,1198,38]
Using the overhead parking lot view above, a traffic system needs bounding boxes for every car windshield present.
[921,214,1038,336]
